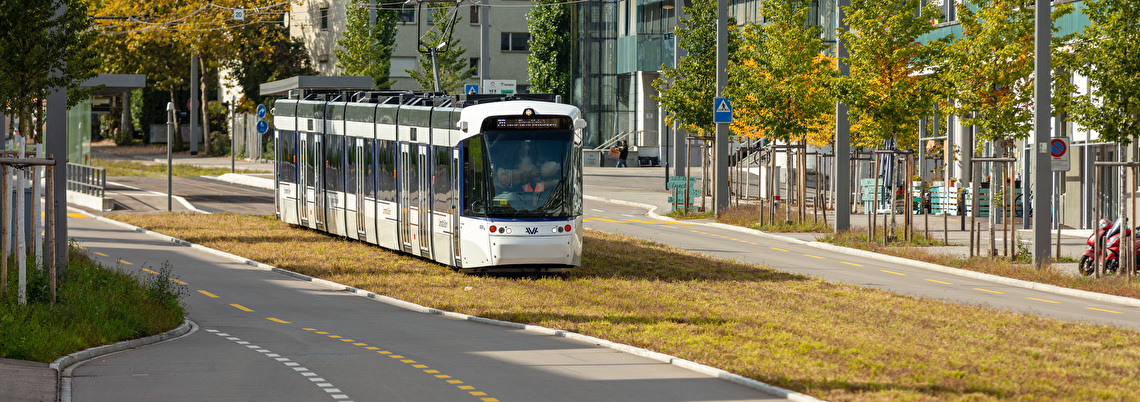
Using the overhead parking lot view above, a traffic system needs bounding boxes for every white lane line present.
[209,329,349,401]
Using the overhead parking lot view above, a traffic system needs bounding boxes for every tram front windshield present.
[464,130,575,218]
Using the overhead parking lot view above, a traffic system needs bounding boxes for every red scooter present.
[1079,218,1138,276]
[1079,218,1117,276]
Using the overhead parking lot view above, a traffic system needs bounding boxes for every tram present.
[272,91,585,273]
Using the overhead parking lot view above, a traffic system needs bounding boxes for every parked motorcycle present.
[1079,218,1117,276]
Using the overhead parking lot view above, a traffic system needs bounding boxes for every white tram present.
[273,92,586,273]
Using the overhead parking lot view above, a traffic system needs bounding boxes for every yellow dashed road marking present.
[266,317,291,324]
[661,225,678,229]
[841,261,863,267]
[880,270,906,276]
[1087,307,1122,314]
[67,213,87,218]
[974,288,1004,294]
[590,217,625,223]
[803,254,825,259]
[303,328,316,331]
[424,370,440,374]
[169,278,187,285]
[771,247,789,252]
[389,355,405,358]
[142,268,159,275]
[365,347,379,350]
[230,304,253,312]
[339,339,355,342]
[316,331,329,334]
[117,259,133,265]
[1027,297,1059,304]
[353,343,367,346]
[197,290,219,298]
[401,359,416,363]
[327,335,342,339]
[94,252,108,257]
[925,279,952,285]
[458,385,475,390]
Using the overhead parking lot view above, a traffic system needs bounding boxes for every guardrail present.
[66,163,106,198]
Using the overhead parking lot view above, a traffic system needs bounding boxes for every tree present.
[526,0,571,99]
[725,0,834,146]
[0,0,98,140]
[652,0,738,137]
[335,0,400,89]
[1070,0,1140,147]
[942,0,1072,148]
[839,0,941,150]
[226,23,319,108]
[92,0,295,153]
[407,7,473,93]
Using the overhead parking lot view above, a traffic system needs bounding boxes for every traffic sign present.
[256,120,269,134]
[257,104,267,119]
[672,188,700,198]
[465,84,479,95]
[1050,137,1070,171]
[233,9,245,20]
[713,97,732,124]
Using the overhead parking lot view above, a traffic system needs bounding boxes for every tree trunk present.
[200,55,212,155]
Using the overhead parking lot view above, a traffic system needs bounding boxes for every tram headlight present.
[505,227,512,234]
[489,225,497,233]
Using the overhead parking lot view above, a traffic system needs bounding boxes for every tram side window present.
[364,141,375,198]
[326,135,343,192]
[346,140,358,194]
[305,137,315,186]
[407,145,419,206]
[377,140,397,202]
[278,131,296,183]
[434,146,452,213]
[462,138,487,216]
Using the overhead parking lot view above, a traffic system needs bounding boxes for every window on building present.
[500,32,531,52]
[320,6,329,30]
[470,5,479,24]
[469,58,479,76]
[399,6,416,24]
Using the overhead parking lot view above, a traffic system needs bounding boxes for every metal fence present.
[232,113,266,161]
[66,163,106,198]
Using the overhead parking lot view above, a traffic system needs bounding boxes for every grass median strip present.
[109,212,1140,401]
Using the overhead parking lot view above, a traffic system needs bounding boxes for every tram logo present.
[525,227,539,235]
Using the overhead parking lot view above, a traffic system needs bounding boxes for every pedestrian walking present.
[614,140,629,168]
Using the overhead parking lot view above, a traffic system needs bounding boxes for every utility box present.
[583,149,602,167]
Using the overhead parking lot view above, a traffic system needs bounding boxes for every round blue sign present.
[257,104,267,119]
[256,120,269,134]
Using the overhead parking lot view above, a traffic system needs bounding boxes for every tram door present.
[398,143,414,254]
[298,133,310,227]
[451,147,462,267]
[312,134,325,231]
[417,146,433,259]
[355,139,368,240]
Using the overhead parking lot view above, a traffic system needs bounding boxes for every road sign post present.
[1049,137,1070,172]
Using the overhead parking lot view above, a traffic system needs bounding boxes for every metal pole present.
[191,52,199,156]
[167,102,174,212]
[231,95,236,173]
[1031,0,1053,268]
[834,0,851,232]
[713,0,729,216]
[46,0,67,275]
[480,0,490,86]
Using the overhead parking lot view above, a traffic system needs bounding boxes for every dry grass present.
[823,229,1140,300]
[717,204,833,233]
[110,213,1140,401]
[88,158,258,177]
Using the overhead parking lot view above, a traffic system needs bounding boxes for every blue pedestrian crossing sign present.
[465,84,479,95]
[713,97,732,123]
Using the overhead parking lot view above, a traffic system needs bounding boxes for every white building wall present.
[288,0,532,92]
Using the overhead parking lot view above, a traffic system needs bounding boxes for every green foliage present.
[225,26,318,107]
[408,7,473,93]
[839,0,941,149]
[652,0,738,136]
[725,0,834,144]
[335,0,400,89]
[1070,0,1140,146]
[0,0,99,140]
[526,0,571,99]
[0,252,185,362]
[941,0,1072,148]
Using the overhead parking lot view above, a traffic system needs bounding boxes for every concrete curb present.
[53,319,195,402]
[211,173,274,190]
[73,208,822,402]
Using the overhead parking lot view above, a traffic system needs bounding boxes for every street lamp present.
[405,0,461,93]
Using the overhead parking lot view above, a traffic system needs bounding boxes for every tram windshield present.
[463,130,577,218]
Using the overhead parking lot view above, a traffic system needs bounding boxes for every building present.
[287,0,533,93]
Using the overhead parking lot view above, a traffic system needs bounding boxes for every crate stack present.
[929,182,959,215]
[964,185,990,217]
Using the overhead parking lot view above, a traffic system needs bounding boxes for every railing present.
[66,163,106,198]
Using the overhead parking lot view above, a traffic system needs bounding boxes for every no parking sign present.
[1049,137,1070,172]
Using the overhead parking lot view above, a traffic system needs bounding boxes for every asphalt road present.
[580,200,1140,330]
[66,214,781,401]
